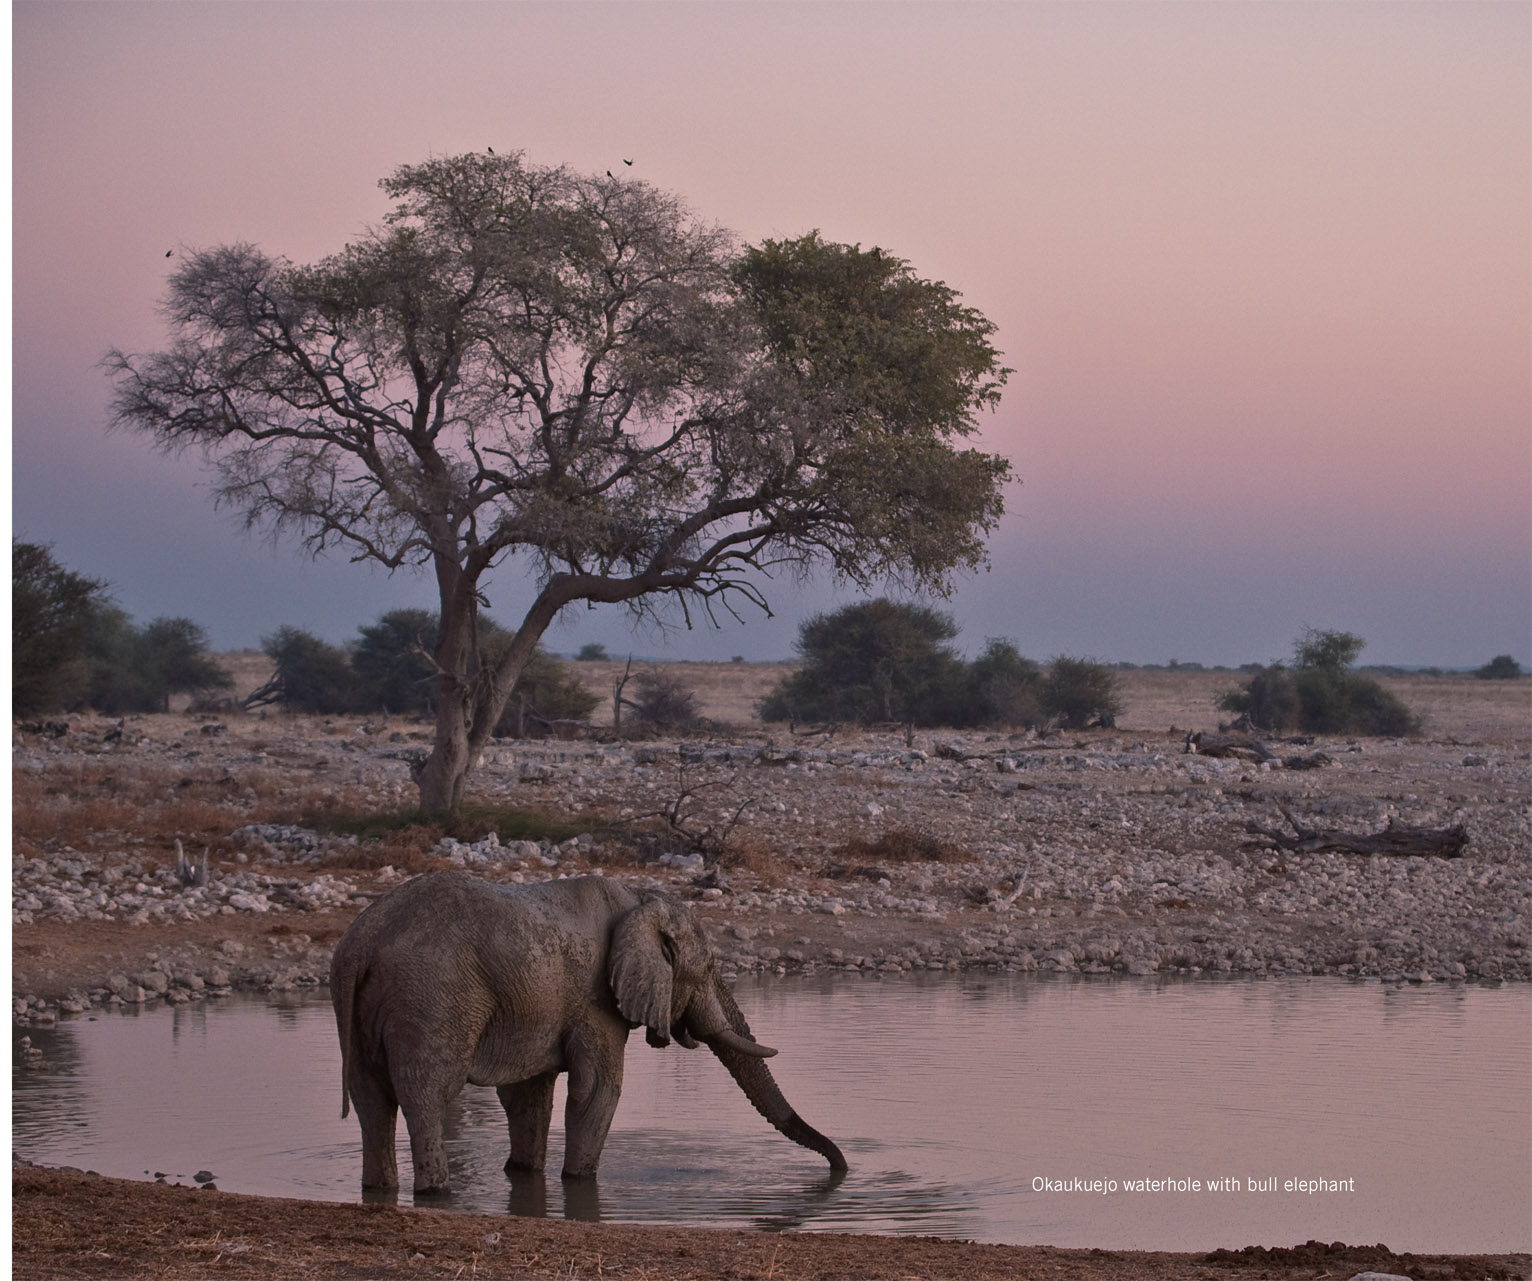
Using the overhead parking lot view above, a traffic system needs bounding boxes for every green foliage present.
[1293,667,1420,736]
[966,638,1044,727]
[256,627,361,714]
[12,540,110,714]
[1474,654,1524,680]
[351,609,438,714]
[1039,656,1123,729]
[575,643,610,662]
[1223,630,1419,736]
[1294,628,1365,671]
[760,602,1054,728]
[760,600,967,726]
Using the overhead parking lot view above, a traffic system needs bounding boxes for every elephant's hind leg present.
[498,1072,557,1174]
[396,1077,459,1195]
[347,1068,401,1190]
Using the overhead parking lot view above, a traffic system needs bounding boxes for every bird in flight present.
[165,250,173,257]
[623,158,633,166]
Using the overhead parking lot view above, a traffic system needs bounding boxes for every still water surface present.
[12,975,1529,1252]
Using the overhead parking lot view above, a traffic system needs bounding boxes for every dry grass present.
[832,824,967,865]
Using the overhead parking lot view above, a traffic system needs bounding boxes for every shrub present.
[1222,629,1419,736]
[1294,628,1365,671]
[760,599,969,726]
[965,638,1045,727]
[252,627,361,713]
[575,642,609,662]
[833,826,966,865]
[1040,656,1123,729]
[626,669,702,729]
[351,608,438,713]
[1474,654,1524,680]
[1218,664,1299,732]
[1294,667,1420,736]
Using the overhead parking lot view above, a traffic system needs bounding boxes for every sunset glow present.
[12,1,1529,666]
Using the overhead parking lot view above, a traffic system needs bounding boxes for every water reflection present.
[12,976,1530,1252]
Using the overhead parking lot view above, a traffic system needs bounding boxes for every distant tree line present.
[759,599,1123,730]
[249,610,599,737]
[13,541,231,716]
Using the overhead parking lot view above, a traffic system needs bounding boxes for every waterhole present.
[12,975,1528,1252]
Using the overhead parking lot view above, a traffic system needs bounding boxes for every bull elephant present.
[330,870,847,1193]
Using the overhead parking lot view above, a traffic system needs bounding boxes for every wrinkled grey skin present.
[331,871,847,1193]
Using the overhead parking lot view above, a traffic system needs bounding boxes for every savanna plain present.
[13,662,1530,1280]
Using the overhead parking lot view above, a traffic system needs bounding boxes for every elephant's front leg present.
[498,1072,557,1174]
[561,1031,626,1179]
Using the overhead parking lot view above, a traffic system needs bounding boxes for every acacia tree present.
[107,153,1011,813]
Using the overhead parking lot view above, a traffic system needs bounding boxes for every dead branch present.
[1247,807,1468,857]
[1185,731,1274,762]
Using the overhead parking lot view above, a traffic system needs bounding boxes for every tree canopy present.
[107,152,1011,811]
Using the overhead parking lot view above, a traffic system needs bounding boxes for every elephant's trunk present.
[702,979,848,1172]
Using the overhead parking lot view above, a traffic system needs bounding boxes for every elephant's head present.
[607,892,848,1172]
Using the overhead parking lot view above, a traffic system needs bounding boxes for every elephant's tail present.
[330,946,359,1120]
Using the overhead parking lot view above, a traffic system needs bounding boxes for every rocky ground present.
[12,671,1531,1012]
[11,668,1530,1278]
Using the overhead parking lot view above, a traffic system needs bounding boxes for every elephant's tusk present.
[711,1028,778,1058]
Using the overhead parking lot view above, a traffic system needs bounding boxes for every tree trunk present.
[413,574,564,816]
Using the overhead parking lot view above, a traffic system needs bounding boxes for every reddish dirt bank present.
[13,1165,1527,1281]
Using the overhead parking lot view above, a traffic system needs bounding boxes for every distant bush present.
[85,613,232,714]
[761,600,1072,729]
[492,645,600,736]
[965,638,1045,727]
[1221,629,1418,736]
[575,642,609,662]
[351,608,438,713]
[1218,664,1300,732]
[626,669,703,729]
[759,599,970,726]
[252,627,361,713]
[1039,656,1123,729]
[1474,654,1524,680]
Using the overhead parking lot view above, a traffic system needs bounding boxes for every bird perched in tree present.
[487,146,494,154]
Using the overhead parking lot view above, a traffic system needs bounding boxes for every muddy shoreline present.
[14,1164,1529,1280]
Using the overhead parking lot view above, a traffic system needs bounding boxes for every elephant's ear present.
[608,899,675,1042]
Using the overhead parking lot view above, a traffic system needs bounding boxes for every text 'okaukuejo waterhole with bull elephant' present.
[330,872,847,1193]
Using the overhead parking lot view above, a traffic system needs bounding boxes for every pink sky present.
[12,2,1530,666]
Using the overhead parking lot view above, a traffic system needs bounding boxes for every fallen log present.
[1185,730,1274,762]
[1247,807,1468,857]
